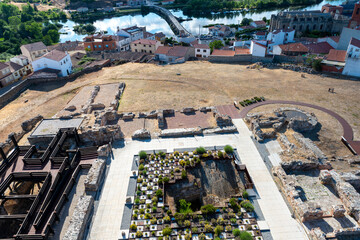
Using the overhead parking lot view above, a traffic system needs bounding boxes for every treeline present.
[0,2,66,60]
[177,0,323,16]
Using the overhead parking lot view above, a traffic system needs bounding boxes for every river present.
[59,0,345,42]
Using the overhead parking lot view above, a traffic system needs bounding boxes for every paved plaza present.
[87,119,308,240]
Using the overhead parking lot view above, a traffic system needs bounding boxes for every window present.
[98,45,101,48]
[106,45,109,48]
[44,64,48,67]
[95,45,97,48]
[88,46,91,49]
[197,49,200,52]
[144,45,146,47]
[134,44,137,46]
[203,50,206,52]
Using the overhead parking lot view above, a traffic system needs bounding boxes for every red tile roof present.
[278,43,308,53]
[305,42,333,54]
[155,46,172,55]
[42,50,68,61]
[255,31,266,36]
[192,43,210,49]
[235,48,250,55]
[330,36,340,43]
[167,46,191,57]
[326,49,347,62]
[253,20,266,26]
[211,49,235,56]
[132,39,158,45]
[350,37,360,48]
[253,41,267,48]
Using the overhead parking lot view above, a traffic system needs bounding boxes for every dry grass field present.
[0,61,359,153]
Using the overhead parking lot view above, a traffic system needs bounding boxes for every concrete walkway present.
[88,119,308,240]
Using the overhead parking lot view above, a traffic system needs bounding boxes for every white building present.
[115,35,131,51]
[250,41,267,57]
[32,50,72,77]
[192,43,211,58]
[116,25,145,42]
[343,37,360,77]
[266,29,295,53]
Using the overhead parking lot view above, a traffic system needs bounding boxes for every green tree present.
[163,227,172,236]
[47,29,59,43]
[239,231,252,240]
[214,225,223,236]
[178,199,193,214]
[209,40,224,52]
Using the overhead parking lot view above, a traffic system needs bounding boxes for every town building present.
[155,46,194,63]
[10,55,33,77]
[250,20,267,28]
[267,29,295,53]
[210,49,235,57]
[321,49,347,73]
[348,2,360,28]
[337,27,360,50]
[208,25,232,37]
[116,25,146,41]
[114,35,131,51]
[321,4,343,15]
[254,31,267,40]
[32,50,72,77]
[130,39,163,54]
[318,36,340,48]
[155,32,166,42]
[20,42,48,62]
[269,10,349,37]
[127,0,146,6]
[273,42,309,56]
[192,43,211,58]
[76,7,89,12]
[250,41,267,57]
[83,35,117,51]
[144,32,156,40]
[343,37,360,77]
[0,62,14,87]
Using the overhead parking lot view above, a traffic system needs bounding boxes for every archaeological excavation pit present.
[165,158,247,213]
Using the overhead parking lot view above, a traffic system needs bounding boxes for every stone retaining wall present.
[63,195,94,240]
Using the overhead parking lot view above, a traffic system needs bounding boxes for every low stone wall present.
[273,166,324,222]
[209,55,273,64]
[84,157,106,192]
[320,169,360,222]
[293,132,327,161]
[158,126,237,138]
[63,195,94,240]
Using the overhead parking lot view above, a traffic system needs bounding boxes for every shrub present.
[139,164,145,171]
[217,218,224,225]
[151,218,157,224]
[201,204,216,215]
[139,151,147,159]
[136,231,143,238]
[232,229,241,237]
[196,147,206,154]
[230,218,237,224]
[199,233,206,240]
[214,225,223,236]
[181,170,187,179]
[226,225,232,232]
[217,150,223,158]
[239,231,253,240]
[163,227,172,236]
[135,198,140,204]
[224,145,234,154]
[159,151,166,158]
[163,215,171,222]
[185,233,192,240]
[241,200,255,212]
[179,199,193,214]
[130,223,137,231]
[242,190,249,199]
[156,189,163,197]
[204,224,213,232]
[191,227,198,233]
[184,220,191,227]
[175,167,180,172]
[145,213,151,219]
[174,151,180,156]
[163,177,170,183]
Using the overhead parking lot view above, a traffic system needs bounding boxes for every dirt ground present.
[0,62,359,147]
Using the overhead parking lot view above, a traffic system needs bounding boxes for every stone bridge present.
[146,5,195,43]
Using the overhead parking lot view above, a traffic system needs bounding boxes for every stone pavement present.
[87,119,308,240]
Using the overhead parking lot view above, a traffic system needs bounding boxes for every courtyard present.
[86,119,308,240]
